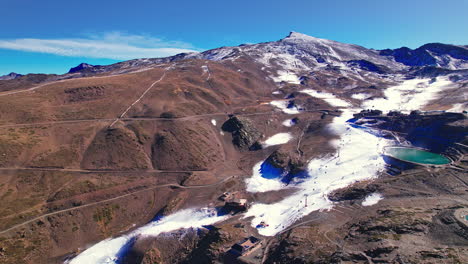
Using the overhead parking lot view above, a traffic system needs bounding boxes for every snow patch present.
[246,161,286,193]
[351,93,371,100]
[362,193,383,206]
[449,103,466,112]
[362,77,453,112]
[301,89,351,108]
[68,209,228,264]
[263,133,293,147]
[270,100,300,114]
[271,70,300,84]
[282,119,295,127]
[258,52,307,72]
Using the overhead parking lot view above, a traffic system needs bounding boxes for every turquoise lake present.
[385,147,451,165]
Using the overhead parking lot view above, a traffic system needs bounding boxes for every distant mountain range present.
[2,32,467,80]
[60,32,467,77]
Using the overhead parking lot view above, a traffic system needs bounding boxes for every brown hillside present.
[81,126,151,170]
[151,121,224,171]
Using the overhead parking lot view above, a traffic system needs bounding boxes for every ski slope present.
[68,209,228,264]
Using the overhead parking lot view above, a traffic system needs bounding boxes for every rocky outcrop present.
[346,60,388,74]
[127,228,203,264]
[181,227,226,264]
[429,209,468,245]
[352,109,383,119]
[221,116,262,150]
[265,148,305,174]
[68,63,96,73]
[328,184,379,202]
[130,227,226,264]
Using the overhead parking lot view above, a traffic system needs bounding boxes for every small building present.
[221,191,249,213]
[218,191,234,201]
[225,198,248,211]
[230,236,262,256]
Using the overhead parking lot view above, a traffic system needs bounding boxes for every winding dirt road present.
[0,175,237,235]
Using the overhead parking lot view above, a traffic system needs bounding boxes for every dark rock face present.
[221,116,261,150]
[380,46,437,66]
[421,43,468,60]
[131,227,225,264]
[364,246,397,258]
[181,227,225,264]
[128,228,205,264]
[68,63,96,73]
[328,184,379,202]
[346,60,387,74]
[353,109,383,119]
[261,148,309,185]
[380,43,468,67]
[265,149,305,174]
[0,72,23,80]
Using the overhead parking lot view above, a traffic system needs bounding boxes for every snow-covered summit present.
[68,32,468,78]
[283,31,331,43]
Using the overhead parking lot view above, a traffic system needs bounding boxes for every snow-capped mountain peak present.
[283,31,330,43]
[59,32,468,81]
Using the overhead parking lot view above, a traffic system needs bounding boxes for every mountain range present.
[0,32,466,264]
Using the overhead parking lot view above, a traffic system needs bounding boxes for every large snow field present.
[362,77,453,112]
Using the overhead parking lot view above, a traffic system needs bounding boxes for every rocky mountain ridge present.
[66,31,468,76]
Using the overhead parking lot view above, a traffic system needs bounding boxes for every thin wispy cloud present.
[0,32,200,60]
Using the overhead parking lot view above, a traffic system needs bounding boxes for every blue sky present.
[1,0,467,75]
